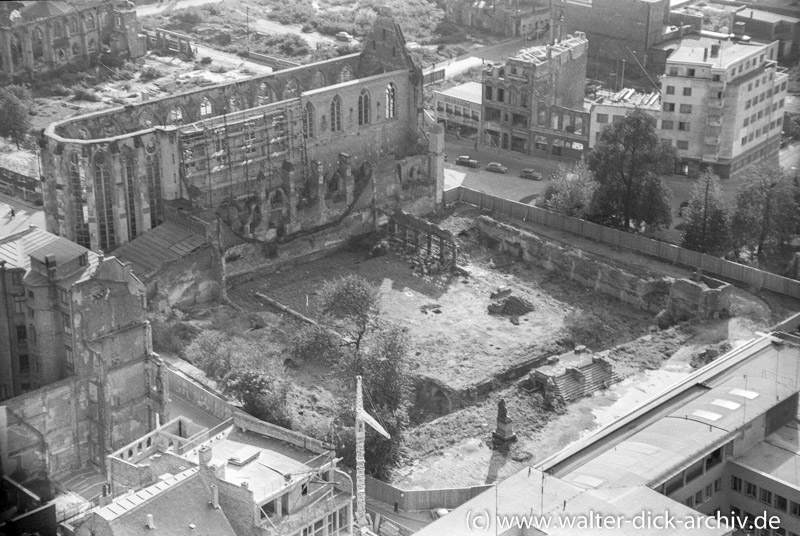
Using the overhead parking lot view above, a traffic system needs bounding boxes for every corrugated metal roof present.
[112,221,206,280]
[29,236,89,265]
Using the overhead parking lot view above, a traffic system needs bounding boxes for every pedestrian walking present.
[9,208,15,218]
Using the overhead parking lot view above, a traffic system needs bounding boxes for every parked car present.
[336,31,353,41]
[455,155,480,168]
[486,162,508,174]
[520,168,542,180]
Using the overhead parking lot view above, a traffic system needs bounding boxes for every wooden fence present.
[366,475,492,512]
[444,186,800,299]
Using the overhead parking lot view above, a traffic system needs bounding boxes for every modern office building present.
[656,34,788,178]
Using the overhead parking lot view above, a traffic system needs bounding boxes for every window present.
[385,83,396,118]
[27,291,34,298]
[679,104,692,114]
[683,87,692,96]
[780,99,785,108]
[661,120,674,130]
[663,102,675,112]
[62,313,72,334]
[677,140,689,150]
[59,288,68,305]
[436,101,444,112]
[749,83,753,91]
[330,97,342,132]
[744,117,749,127]
[666,85,675,95]
[13,296,25,314]
[357,90,370,125]
[485,86,493,100]
[758,111,763,120]
[744,481,757,498]
[200,97,213,117]
[745,100,751,110]
[65,346,74,371]
[11,272,22,285]
[16,325,26,341]
[678,122,690,132]
[776,495,788,512]
[497,88,505,103]
[472,111,479,121]
[732,476,742,493]
[596,113,608,124]
[712,74,721,82]
[760,93,765,102]
[791,501,800,518]
[714,479,721,493]
[687,68,695,77]
[695,490,704,504]
[742,137,747,146]
[760,488,772,505]
[521,92,528,108]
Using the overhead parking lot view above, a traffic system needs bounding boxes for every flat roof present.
[29,236,88,265]
[561,375,798,490]
[733,420,800,489]
[660,34,768,67]
[736,8,800,24]
[436,81,482,104]
[510,33,587,65]
[181,426,321,504]
[416,468,729,535]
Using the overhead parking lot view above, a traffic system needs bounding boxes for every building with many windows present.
[39,16,443,257]
[481,32,590,159]
[434,81,482,138]
[587,89,662,149]
[656,34,787,178]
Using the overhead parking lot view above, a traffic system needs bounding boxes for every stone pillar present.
[428,124,445,206]
[21,27,35,71]
[109,148,129,245]
[283,161,300,233]
[314,160,326,219]
[41,23,53,65]
[0,31,14,76]
[339,153,354,205]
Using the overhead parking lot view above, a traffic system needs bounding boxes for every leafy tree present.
[587,108,676,231]
[183,331,292,428]
[681,169,730,256]
[290,275,411,479]
[731,162,799,257]
[0,86,32,149]
[544,160,597,219]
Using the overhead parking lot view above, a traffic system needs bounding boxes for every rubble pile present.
[488,295,535,316]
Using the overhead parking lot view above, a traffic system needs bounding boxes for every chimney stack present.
[146,514,155,530]
[198,445,212,466]
[211,484,219,509]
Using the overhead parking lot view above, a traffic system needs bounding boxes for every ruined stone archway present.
[32,27,45,62]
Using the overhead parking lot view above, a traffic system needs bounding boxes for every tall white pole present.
[356,375,367,528]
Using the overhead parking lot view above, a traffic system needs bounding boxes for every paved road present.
[444,134,560,204]
[0,194,45,239]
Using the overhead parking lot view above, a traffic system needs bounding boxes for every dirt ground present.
[212,207,800,488]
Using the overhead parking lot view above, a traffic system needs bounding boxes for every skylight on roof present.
[692,410,722,421]
[711,399,741,410]
[729,388,759,400]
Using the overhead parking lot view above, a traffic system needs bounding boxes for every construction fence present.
[443,186,800,299]
[365,475,493,512]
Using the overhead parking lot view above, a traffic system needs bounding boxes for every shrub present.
[171,8,203,26]
[51,84,72,97]
[200,56,213,64]
[71,87,100,102]
[217,33,232,46]
[139,66,164,81]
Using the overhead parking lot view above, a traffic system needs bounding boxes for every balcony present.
[709,81,725,93]
[702,153,718,163]
[704,135,720,146]
[706,117,722,128]
[707,99,724,110]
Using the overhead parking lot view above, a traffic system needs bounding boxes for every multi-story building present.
[481,32,590,159]
[0,226,147,400]
[587,89,661,149]
[434,81,482,138]
[734,8,800,60]
[418,313,800,536]
[0,0,144,78]
[39,16,443,254]
[445,0,555,39]
[657,34,787,178]
[562,0,675,71]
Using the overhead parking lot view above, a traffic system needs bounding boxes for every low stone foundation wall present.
[667,275,732,320]
[476,215,672,313]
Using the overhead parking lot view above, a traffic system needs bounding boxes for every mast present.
[356,375,367,528]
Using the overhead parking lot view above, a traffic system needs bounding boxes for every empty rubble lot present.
[230,233,654,392]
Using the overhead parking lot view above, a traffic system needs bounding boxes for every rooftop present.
[417,467,729,535]
[660,34,769,67]
[0,226,60,271]
[111,221,206,280]
[733,420,800,488]
[735,8,800,24]
[436,81,482,104]
[96,468,237,536]
[29,236,88,266]
[589,88,661,109]
[509,33,587,65]
[561,374,798,490]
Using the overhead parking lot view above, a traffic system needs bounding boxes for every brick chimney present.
[198,445,212,466]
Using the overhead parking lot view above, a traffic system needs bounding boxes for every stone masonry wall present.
[476,215,672,313]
